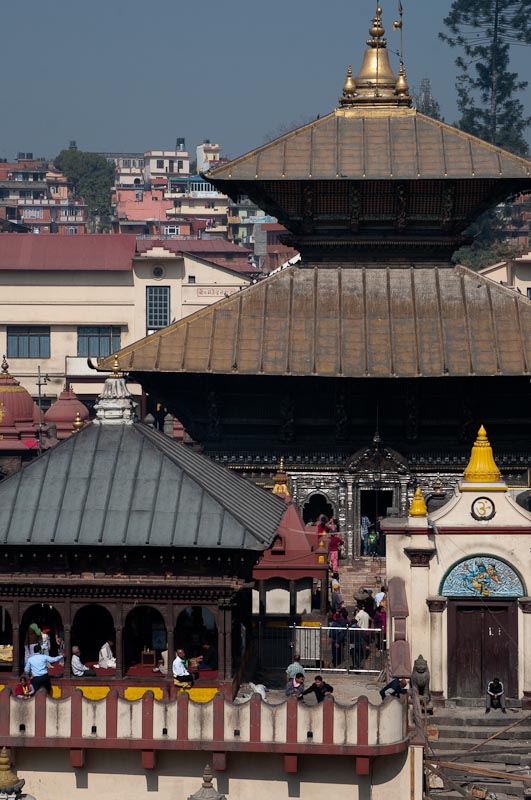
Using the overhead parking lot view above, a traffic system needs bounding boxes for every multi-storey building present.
[0,234,253,410]
[0,155,87,234]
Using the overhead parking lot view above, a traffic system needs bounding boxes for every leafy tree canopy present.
[54,148,115,228]
[440,0,531,156]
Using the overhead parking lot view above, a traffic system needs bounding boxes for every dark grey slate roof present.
[0,423,287,550]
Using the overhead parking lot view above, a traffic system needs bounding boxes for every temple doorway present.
[448,601,518,697]
[359,488,394,523]
[124,606,166,669]
[302,493,334,525]
[174,606,217,659]
[0,608,13,671]
[71,605,115,663]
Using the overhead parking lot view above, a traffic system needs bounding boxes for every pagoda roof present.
[0,422,287,550]
[208,108,531,183]
[100,264,531,379]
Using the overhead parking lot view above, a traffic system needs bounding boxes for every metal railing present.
[256,622,385,674]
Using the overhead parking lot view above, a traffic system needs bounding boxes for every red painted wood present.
[249,693,261,743]
[357,695,369,746]
[34,689,47,738]
[284,755,298,774]
[213,692,224,742]
[212,751,226,771]
[142,692,154,741]
[322,697,334,744]
[69,749,84,768]
[356,756,370,776]
[286,696,298,743]
[106,690,118,739]
[141,750,156,770]
[176,691,189,740]
[70,690,83,739]
[0,688,10,737]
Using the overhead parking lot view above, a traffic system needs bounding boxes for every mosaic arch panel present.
[440,555,525,599]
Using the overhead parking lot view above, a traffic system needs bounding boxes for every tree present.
[413,78,443,120]
[440,0,531,156]
[54,148,115,231]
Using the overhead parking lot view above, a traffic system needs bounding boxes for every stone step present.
[431,714,527,727]
[430,740,531,755]
[446,698,523,709]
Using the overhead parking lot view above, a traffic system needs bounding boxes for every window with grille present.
[7,326,50,358]
[77,326,121,358]
[146,286,170,330]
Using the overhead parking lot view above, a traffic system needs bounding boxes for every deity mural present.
[441,556,524,598]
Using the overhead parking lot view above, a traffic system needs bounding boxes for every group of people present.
[328,579,387,670]
[18,638,118,697]
[285,656,333,702]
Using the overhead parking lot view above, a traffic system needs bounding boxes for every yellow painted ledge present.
[0,685,5,693]
[186,688,218,703]
[51,686,61,699]
[124,687,164,701]
[77,686,111,701]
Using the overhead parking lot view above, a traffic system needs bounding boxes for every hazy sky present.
[2,0,531,162]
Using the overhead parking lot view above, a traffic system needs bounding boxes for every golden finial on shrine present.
[409,487,427,517]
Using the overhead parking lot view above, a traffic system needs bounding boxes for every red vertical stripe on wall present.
[106,690,118,739]
[177,691,189,740]
[357,695,369,746]
[213,692,225,742]
[249,693,261,742]
[70,690,83,739]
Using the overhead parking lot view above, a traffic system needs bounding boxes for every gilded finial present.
[0,746,23,791]
[433,475,443,494]
[272,457,291,499]
[463,425,501,483]
[1,356,10,377]
[395,62,410,97]
[368,6,386,45]
[72,411,84,433]
[409,487,427,517]
[111,355,122,378]
[339,65,357,106]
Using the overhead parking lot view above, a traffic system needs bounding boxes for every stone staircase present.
[337,557,386,607]
[425,705,531,799]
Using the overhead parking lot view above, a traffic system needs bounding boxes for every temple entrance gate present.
[448,601,518,697]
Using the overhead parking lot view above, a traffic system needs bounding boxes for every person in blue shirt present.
[24,644,63,695]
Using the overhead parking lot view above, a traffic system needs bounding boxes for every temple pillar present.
[115,603,124,678]
[427,597,446,701]
[12,624,20,678]
[518,598,531,705]
[63,625,71,678]
[346,477,355,560]
[218,603,232,682]
[258,580,266,616]
[398,478,410,515]
[338,478,347,537]
[404,547,436,669]
[289,580,296,617]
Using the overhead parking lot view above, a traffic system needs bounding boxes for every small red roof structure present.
[44,389,90,440]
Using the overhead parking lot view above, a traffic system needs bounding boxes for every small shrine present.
[44,387,89,439]
[385,426,531,703]
[0,358,48,478]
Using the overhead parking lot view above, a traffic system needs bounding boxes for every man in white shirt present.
[355,606,370,629]
[71,646,96,678]
[172,648,193,688]
[98,639,116,669]
[375,586,386,607]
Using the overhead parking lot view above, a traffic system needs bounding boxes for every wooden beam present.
[428,760,531,784]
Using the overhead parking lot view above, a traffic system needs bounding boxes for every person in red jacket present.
[328,531,344,572]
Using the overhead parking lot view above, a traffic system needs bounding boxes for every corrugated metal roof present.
[0,423,287,550]
[0,234,137,271]
[101,265,531,378]
[208,109,531,181]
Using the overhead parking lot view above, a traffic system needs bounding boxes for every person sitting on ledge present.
[71,646,96,678]
[379,677,408,701]
[173,648,193,689]
[486,677,507,713]
[298,675,333,704]
[98,639,116,669]
[286,672,305,697]
[15,675,35,700]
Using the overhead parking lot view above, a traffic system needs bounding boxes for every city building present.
[0,234,253,410]
[478,249,531,295]
[0,155,87,234]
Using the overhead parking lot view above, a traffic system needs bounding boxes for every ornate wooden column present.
[426,596,447,703]
[115,604,124,678]
[12,598,20,678]
[518,598,531,706]
[218,601,232,682]
[346,477,355,560]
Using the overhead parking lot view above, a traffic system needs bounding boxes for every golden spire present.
[272,457,291,499]
[340,4,411,108]
[0,746,23,791]
[463,425,501,483]
[72,411,84,433]
[409,487,427,517]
